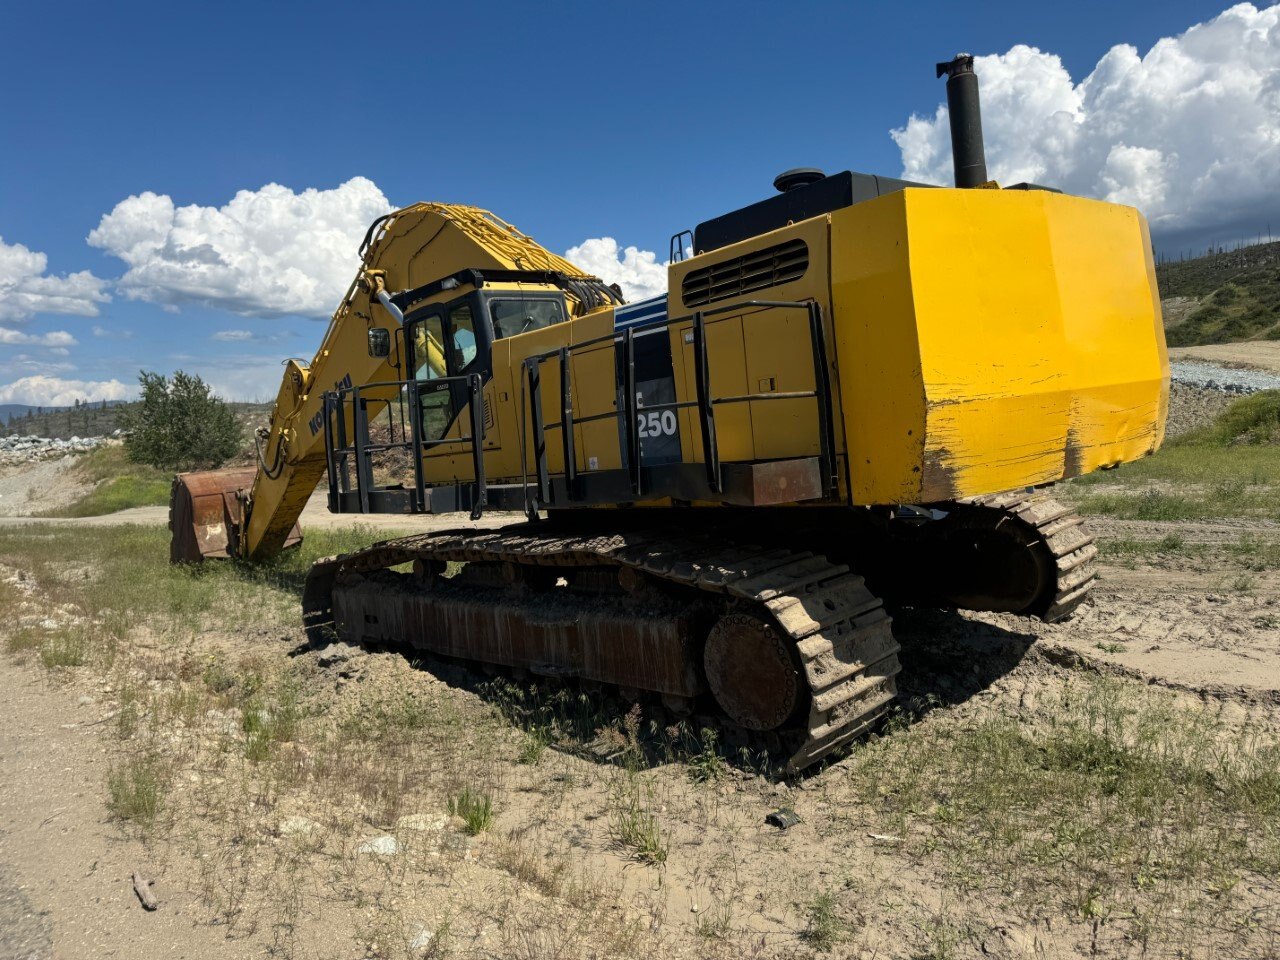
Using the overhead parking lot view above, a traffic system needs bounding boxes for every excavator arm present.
[168,202,604,563]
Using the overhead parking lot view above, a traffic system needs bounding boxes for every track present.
[936,491,1099,622]
[298,491,1092,770]
[302,525,902,772]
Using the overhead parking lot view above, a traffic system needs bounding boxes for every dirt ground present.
[1171,341,1280,372]
[0,458,94,518]
[2,503,1278,959]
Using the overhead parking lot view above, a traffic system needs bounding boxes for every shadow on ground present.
[299,593,1041,779]
[888,605,1039,719]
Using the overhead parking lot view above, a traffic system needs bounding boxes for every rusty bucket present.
[168,468,301,563]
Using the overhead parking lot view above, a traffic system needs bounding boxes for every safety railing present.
[522,299,837,510]
[322,374,488,519]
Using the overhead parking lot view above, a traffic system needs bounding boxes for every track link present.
[943,490,1099,622]
[303,525,902,772]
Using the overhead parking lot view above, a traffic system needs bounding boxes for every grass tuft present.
[107,754,166,828]
[4,628,45,655]
[608,774,667,865]
[241,677,303,761]
[447,786,495,835]
[40,632,91,668]
[800,890,845,949]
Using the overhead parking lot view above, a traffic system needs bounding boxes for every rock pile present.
[0,435,111,465]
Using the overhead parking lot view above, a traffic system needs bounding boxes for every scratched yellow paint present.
[832,187,1167,504]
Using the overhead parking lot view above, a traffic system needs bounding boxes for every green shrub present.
[448,786,495,835]
[122,370,242,471]
[107,755,166,827]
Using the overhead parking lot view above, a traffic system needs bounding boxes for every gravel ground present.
[1165,382,1237,438]
[1170,359,1280,393]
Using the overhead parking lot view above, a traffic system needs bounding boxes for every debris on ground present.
[131,873,158,911]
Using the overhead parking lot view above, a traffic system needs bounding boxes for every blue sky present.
[1,0,1273,404]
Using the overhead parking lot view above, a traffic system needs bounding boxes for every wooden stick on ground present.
[131,873,158,911]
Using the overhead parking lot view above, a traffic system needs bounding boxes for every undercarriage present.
[301,490,1095,772]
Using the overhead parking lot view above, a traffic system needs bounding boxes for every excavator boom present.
[170,203,617,562]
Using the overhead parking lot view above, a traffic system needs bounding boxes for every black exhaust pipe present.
[936,54,988,188]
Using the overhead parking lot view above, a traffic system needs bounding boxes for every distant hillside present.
[1,400,121,439]
[1,400,274,441]
[1157,240,1280,345]
[0,403,70,421]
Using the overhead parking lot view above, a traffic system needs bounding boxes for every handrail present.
[522,298,837,508]
[322,371,488,520]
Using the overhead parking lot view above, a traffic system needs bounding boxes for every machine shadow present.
[885,605,1038,719]
[288,591,1039,779]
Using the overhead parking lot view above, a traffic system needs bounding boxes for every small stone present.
[357,835,400,856]
[316,643,361,667]
[278,816,319,838]
[77,695,95,706]
[408,927,434,954]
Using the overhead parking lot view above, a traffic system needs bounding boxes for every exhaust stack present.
[936,54,988,188]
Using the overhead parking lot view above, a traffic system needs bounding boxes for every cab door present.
[406,295,500,454]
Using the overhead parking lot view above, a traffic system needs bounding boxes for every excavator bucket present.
[168,468,302,564]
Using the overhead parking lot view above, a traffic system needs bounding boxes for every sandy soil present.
[0,459,94,518]
[0,661,245,960]
[1171,341,1280,373]
[1161,295,1200,328]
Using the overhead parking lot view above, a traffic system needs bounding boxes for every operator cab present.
[404,288,568,441]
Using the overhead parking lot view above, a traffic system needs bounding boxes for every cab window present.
[412,315,447,381]
[449,303,478,371]
[490,297,566,339]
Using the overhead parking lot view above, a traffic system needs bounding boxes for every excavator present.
[169,57,1168,770]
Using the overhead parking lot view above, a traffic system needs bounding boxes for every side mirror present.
[367,327,391,358]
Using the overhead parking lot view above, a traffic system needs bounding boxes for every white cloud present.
[210,328,288,344]
[0,327,77,347]
[564,237,668,302]
[201,358,287,402]
[891,3,1280,243]
[0,355,76,376]
[0,375,132,406]
[87,177,394,318]
[0,237,109,321]
[92,325,133,340]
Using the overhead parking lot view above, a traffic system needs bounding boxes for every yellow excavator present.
[170,57,1168,769]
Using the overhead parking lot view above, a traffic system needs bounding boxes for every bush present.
[121,370,242,471]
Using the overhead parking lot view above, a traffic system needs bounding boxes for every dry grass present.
[0,522,1277,958]
[844,679,1280,953]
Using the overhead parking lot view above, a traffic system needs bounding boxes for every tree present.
[121,370,242,471]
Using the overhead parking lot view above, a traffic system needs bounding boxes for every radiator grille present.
[681,239,809,308]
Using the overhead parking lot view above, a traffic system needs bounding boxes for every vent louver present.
[681,239,809,308]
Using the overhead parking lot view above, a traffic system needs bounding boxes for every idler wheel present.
[934,511,1055,614]
[703,612,800,731]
